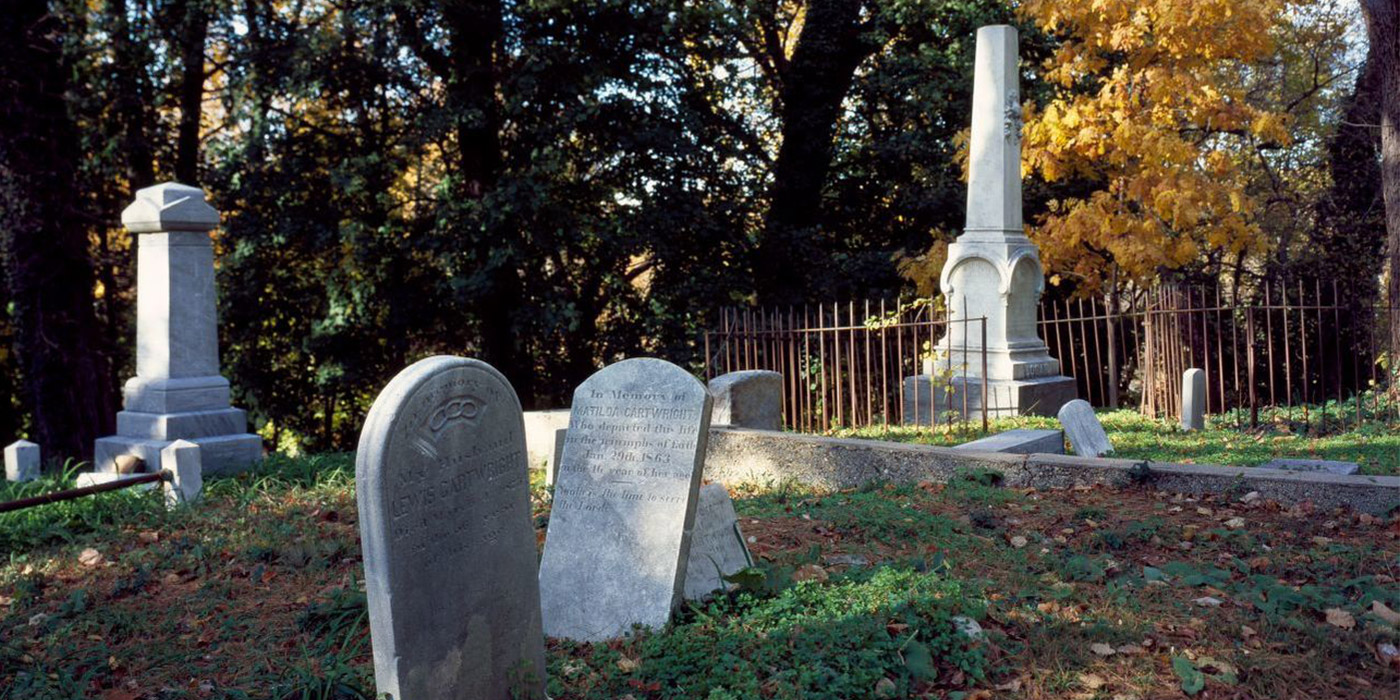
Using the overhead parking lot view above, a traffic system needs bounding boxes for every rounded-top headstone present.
[1057,398,1113,458]
[121,182,221,233]
[538,357,713,641]
[356,356,545,699]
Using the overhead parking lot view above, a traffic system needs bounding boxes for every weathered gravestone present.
[1181,368,1206,431]
[539,358,712,641]
[1057,399,1113,458]
[356,356,546,699]
[5,440,39,482]
[709,370,782,430]
[683,483,753,600]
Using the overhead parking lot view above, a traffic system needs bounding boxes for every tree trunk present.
[175,0,208,185]
[0,1,116,461]
[1360,0,1400,376]
[442,0,527,404]
[396,0,525,401]
[755,0,874,305]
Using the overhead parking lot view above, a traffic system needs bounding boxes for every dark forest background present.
[0,0,1387,458]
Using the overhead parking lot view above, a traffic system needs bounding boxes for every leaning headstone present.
[683,484,752,600]
[1057,399,1113,457]
[5,440,40,482]
[1263,459,1360,476]
[356,356,546,699]
[539,358,713,641]
[94,183,262,475]
[709,370,782,430]
[1181,368,1206,431]
[161,440,204,507]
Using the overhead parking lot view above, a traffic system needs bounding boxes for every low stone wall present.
[702,428,1400,515]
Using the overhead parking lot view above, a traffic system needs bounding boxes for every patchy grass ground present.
[838,409,1400,476]
[2,456,1397,699]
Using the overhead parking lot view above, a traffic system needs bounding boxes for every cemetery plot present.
[2,455,1396,699]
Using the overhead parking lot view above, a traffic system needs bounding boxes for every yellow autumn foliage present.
[1019,0,1295,292]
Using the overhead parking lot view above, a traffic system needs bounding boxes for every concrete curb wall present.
[702,428,1400,515]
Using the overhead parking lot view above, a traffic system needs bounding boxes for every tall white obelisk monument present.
[908,25,1077,420]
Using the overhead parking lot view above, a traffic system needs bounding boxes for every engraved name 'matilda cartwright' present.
[554,388,701,511]
[387,375,526,564]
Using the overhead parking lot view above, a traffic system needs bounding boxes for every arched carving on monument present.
[1007,249,1045,298]
[940,251,1008,299]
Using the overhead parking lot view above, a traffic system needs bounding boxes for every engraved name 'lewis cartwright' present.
[355,356,545,699]
[538,357,713,642]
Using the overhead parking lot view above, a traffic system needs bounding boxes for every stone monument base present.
[902,374,1077,423]
[95,433,261,476]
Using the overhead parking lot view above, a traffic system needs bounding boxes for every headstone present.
[1181,368,1206,431]
[94,183,262,475]
[5,440,39,482]
[1057,399,1113,457]
[539,357,712,641]
[161,439,204,507]
[546,428,566,487]
[953,428,1064,454]
[923,24,1076,418]
[1263,459,1360,476]
[356,356,546,699]
[683,484,752,600]
[709,370,782,430]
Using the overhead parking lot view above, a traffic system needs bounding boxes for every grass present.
[2,455,1398,698]
[836,408,1400,476]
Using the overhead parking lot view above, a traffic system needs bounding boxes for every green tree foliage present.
[0,0,1387,456]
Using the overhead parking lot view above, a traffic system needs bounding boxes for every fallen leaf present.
[138,531,159,544]
[79,548,104,567]
[1224,517,1245,530]
[1091,643,1116,656]
[874,677,897,698]
[1116,643,1146,655]
[1325,608,1356,630]
[1370,601,1400,626]
[1009,535,1028,549]
[1193,597,1223,607]
[616,656,639,672]
[1079,673,1106,690]
[793,564,828,583]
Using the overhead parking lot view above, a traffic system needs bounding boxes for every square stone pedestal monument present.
[95,183,262,475]
[905,25,1076,422]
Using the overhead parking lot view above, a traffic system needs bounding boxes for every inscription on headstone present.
[356,356,545,699]
[684,483,752,600]
[538,358,712,641]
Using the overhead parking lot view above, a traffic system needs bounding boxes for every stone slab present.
[709,370,782,430]
[1057,399,1113,457]
[356,356,546,699]
[953,429,1063,455]
[74,472,158,491]
[1262,459,1360,476]
[683,483,752,600]
[903,374,1077,422]
[539,358,712,641]
[1181,368,1206,431]
[94,432,261,476]
[116,407,247,441]
[5,440,40,482]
